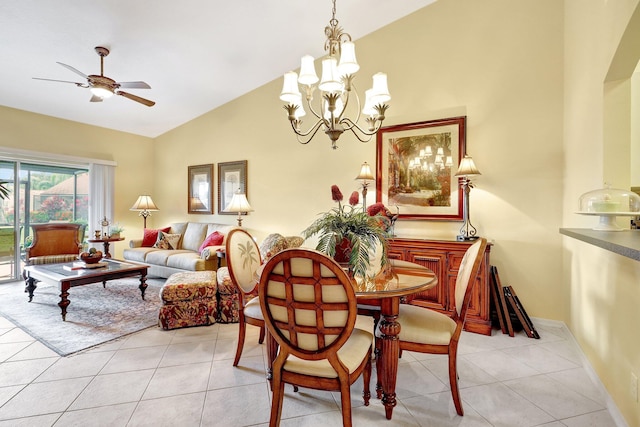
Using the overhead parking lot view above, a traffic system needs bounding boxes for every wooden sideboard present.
[388,237,492,335]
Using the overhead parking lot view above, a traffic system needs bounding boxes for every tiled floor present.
[0,296,621,426]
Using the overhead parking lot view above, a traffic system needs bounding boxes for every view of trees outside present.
[0,162,89,281]
[0,163,89,242]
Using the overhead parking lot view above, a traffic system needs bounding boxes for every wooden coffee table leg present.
[26,276,37,302]
[58,283,71,321]
[139,273,147,300]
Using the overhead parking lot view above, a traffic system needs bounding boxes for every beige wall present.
[0,105,155,258]
[564,0,640,425]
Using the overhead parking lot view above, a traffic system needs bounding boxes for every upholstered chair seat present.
[398,305,457,345]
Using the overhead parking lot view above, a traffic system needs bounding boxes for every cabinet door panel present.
[405,250,447,311]
[389,238,492,335]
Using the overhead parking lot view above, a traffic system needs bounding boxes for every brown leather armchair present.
[23,223,84,285]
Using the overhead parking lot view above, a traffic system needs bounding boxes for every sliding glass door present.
[0,162,18,281]
[0,161,89,282]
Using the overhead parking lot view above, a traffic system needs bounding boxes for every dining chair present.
[259,248,373,427]
[225,228,265,367]
[388,237,487,416]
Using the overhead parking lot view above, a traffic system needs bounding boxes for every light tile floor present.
[0,302,621,426]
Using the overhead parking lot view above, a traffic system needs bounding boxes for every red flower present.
[349,191,359,206]
[367,202,387,217]
[331,185,343,202]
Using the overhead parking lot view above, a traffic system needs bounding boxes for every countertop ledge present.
[559,228,640,261]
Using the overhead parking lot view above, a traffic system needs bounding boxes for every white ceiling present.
[0,1,435,138]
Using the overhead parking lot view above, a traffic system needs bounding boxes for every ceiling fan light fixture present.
[90,85,113,99]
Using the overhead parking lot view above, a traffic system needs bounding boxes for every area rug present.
[0,277,164,356]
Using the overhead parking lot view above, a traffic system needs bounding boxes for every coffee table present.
[24,259,149,321]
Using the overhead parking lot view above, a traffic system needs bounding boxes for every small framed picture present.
[376,116,467,221]
[218,160,247,214]
[188,164,214,214]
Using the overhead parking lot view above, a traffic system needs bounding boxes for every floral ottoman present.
[216,267,240,323]
[158,271,218,330]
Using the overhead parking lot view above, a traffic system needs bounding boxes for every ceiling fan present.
[33,46,155,107]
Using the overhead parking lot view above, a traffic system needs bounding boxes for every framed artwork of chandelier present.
[375,116,467,221]
[279,0,391,149]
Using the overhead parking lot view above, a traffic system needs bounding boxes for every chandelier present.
[279,0,391,149]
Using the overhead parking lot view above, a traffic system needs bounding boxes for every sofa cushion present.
[166,251,208,271]
[142,227,171,247]
[145,249,191,266]
[182,223,209,252]
[153,232,181,250]
[122,247,159,263]
[199,231,224,252]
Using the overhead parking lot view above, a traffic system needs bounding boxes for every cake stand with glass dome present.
[577,185,640,231]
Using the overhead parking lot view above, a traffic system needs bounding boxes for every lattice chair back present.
[453,238,488,320]
[226,228,262,295]
[259,248,357,359]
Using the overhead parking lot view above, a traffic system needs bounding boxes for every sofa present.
[123,222,238,278]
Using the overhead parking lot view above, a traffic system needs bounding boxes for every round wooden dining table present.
[353,259,438,420]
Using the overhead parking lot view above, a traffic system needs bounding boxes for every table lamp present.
[224,190,254,227]
[130,195,159,229]
[355,161,375,210]
[455,155,481,241]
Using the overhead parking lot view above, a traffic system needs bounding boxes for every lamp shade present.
[319,57,343,93]
[224,191,254,213]
[455,155,482,177]
[356,162,375,181]
[298,55,319,86]
[338,41,359,76]
[130,195,159,211]
[280,71,302,104]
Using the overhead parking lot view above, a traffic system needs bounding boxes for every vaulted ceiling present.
[0,1,435,138]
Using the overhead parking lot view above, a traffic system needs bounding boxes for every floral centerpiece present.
[302,185,391,278]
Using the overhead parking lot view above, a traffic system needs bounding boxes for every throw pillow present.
[199,231,224,252]
[285,236,304,248]
[142,227,171,247]
[153,231,181,250]
[259,233,289,263]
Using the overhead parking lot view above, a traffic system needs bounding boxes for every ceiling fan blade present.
[56,62,88,79]
[33,77,87,87]
[90,95,103,103]
[117,81,151,89]
[116,91,155,107]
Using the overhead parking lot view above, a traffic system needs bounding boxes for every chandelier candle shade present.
[279,0,391,149]
[224,190,254,227]
[355,161,375,210]
[130,195,159,229]
[455,155,481,241]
